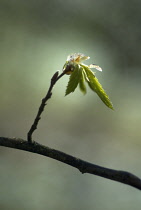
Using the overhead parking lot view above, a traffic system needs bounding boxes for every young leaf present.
[65,64,81,95]
[83,66,113,110]
[79,68,87,94]
[64,53,113,110]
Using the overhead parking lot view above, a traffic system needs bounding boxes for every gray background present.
[0,0,141,209]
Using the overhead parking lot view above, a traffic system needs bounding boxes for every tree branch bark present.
[1,137,141,191]
[27,66,72,143]
[27,71,65,143]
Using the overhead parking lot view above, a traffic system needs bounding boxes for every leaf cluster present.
[65,63,113,110]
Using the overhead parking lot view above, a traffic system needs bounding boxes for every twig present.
[27,71,65,143]
[0,137,141,191]
[6,65,140,191]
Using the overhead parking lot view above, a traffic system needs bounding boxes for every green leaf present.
[65,64,81,95]
[79,68,87,94]
[83,65,114,110]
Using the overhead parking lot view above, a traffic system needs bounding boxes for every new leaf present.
[64,53,113,110]
[83,66,113,110]
[79,68,87,94]
[65,64,81,95]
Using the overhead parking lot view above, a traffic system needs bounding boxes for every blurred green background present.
[0,0,141,209]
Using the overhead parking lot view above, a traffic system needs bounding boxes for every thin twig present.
[27,71,65,143]
[1,137,141,191]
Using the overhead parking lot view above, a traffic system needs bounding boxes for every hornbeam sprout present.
[63,53,113,110]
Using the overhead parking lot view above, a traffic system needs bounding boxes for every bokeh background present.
[0,0,141,209]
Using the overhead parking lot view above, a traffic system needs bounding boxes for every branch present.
[27,71,65,143]
[1,137,141,191]
[27,64,73,143]
[3,63,140,192]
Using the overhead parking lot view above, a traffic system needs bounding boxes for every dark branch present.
[27,71,65,143]
[1,137,141,191]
